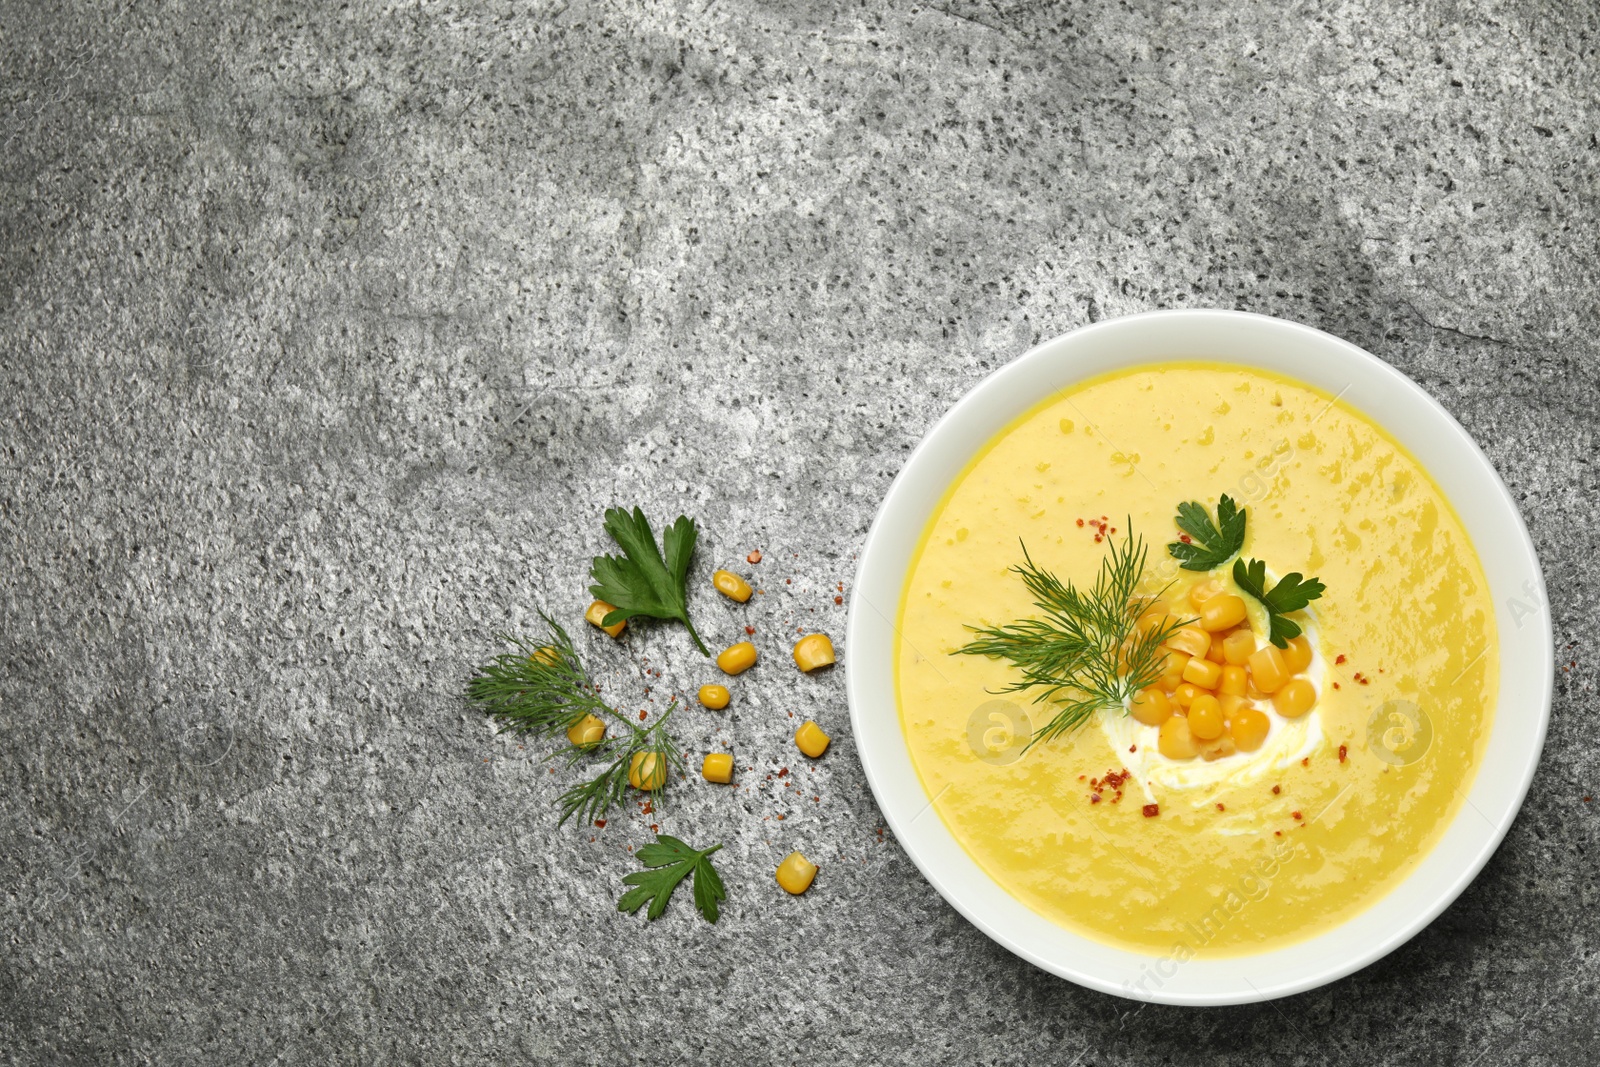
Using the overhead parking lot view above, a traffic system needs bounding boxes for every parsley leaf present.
[1232,557,1326,648]
[617,834,726,923]
[1167,494,1247,571]
[589,507,709,656]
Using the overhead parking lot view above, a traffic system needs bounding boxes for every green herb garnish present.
[618,834,726,923]
[1167,494,1246,571]
[589,507,709,655]
[956,529,1186,747]
[556,703,684,827]
[464,618,685,826]
[1232,557,1325,648]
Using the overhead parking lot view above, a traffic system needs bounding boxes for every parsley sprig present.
[1167,494,1246,571]
[618,834,726,923]
[956,529,1186,747]
[590,507,709,656]
[1233,557,1325,648]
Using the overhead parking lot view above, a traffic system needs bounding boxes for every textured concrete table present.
[3,1,1596,1063]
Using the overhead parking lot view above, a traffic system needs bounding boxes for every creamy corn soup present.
[895,363,1497,959]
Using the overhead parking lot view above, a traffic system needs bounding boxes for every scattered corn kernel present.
[1137,603,1172,634]
[792,633,836,673]
[1172,682,1202,708]
[1199,594,1248,632]
[1218,692,1252,718]
[1219,664,1248,696]
[716,641,758,675]
[1282,635,1314,673]
[1205,637,1229,664]
[1182,657,1224,690]
[1159,714,1199,760]
[1188,694,1225,740]
[1229,707,1270,751]
[628,751,667,791]
[795,720,831,758]
[701,752,734,783]
[1273,677,1318,718]
[1222,629,1257,665]
[698,684,731,710]
[530,646,562,667]
[1247,644,1291,694]
[585,600,626,638]
[712,569,753,603]
[566,713,606,748]
[1129,688,1171,726]
[1159,650,1191,684]
[776,851,818,895]
[1165,625,1211,659]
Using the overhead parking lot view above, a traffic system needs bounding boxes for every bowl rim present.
[845,308,1552,1005]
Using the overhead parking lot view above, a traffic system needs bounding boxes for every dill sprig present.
[557,703,685,827]
[956,528,1186,747]
[465,617,611,740]
[465,615,686,828]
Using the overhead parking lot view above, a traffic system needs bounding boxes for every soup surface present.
[895,363,1497,958]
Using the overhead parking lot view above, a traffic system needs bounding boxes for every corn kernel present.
[1205,636,1229,664]
[701,752,734,784]
[1187,694,1225,740]
[1282,635,1314,673]
[1172,682,1201,708]
[712,569,753,603]
[1229,707,1270,751]
[1247,644,1290,694]
[1199,594,1248,632]
[566,713,606,748]
[1182,657,1224,690]
[698,684,731,710]
[792,633,836,673]
[530,646,562,667]
[1136,602,1173,635]
[1218,692,1251,718]
[1159,715,1199,760]
[795,720,831,758]
[776,851,818,895]
[1165,625,1211,660]
[1188,578,1225,608]
[628,751,667,791]
[1159,650,1191,684]
[585,599,626,638]
[1219,664,1248,696]
[1129,688,1171,726]
[1273,678,1318,718]
[716,641,758,675]
[1199,733,1238,761]
[1222,629,1257,665]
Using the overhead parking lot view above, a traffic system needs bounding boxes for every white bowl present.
[845,309,1551,1005]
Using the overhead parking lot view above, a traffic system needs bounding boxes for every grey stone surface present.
[2,0,1597,1062]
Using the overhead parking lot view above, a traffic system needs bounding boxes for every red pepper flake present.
[1585,796,1593,803]
[837,582,844,592]
[639,709,648,720]
[1142,803,1160,818]
[834,595,843,605]
[1292,811,1303,820]
[785,578,792,585]
[747,549,763,564]
[1076,518,1085,527]
[1275,830,1283,837]
[1338,744,1348,764]
[641,802,654,815]
[1332,682,1341,690]
[1129,744,1137,753]
[1090,794,1102,804]
[1110,527,1117,534]
[745,625,756,635]
[1301,757,1310,767]
[650,824,659,832]
[1335,654,1347,665]
[778,768,789,777]
[1179,534,1192,544]
[1078,774,1086,781]
[1272,785,1281,795]
[1216,803,1225,812]
[776,814,785,821]
[1094,534,1103,543]
[594,819,606,828]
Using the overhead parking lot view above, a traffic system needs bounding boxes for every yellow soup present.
[895,363,1497,964]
